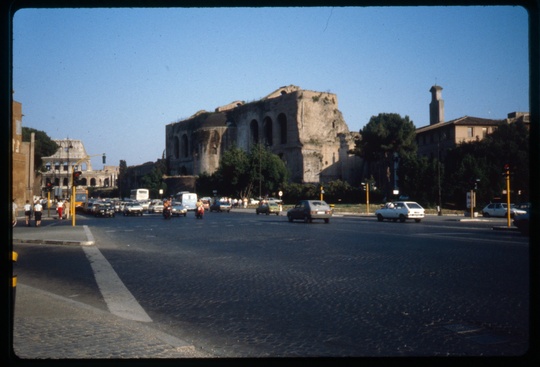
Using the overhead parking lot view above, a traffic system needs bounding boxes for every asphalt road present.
[14,210,530,358]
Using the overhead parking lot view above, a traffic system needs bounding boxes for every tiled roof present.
[416,116,505,133]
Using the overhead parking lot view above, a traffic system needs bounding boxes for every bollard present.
[12,251,18,328]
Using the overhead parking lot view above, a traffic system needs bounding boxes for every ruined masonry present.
[165,85,361,184]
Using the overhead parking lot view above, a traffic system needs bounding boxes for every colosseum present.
[165,85,362,184]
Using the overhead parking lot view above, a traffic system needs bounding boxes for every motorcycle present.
[195,205,204,219]
[163,206,172,219]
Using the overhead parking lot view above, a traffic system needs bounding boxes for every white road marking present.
[82,226,152,322]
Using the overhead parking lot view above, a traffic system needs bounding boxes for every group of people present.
[12,198,70,227]
[17,198,44,227]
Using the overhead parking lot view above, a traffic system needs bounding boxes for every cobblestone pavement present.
[11,216,213,359]
[13,284,213,359]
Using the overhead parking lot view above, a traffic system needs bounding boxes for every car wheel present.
[266,212,269,215]
[256,211,259,215]
[483,212,490,217]
[377,214,384,222]
[288,214,293,222]
[415,219,421,223]
[399,215,406,223]
[324,218,329,224]
[304,216,310,223]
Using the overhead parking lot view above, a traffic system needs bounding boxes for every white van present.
[174,192,198,211]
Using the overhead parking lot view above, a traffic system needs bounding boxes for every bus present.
[174,191,198,211]
[74,189,88,212]
[130,188,150,201]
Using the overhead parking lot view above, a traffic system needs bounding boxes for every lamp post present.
[437,133,446,216]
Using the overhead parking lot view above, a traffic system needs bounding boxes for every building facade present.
[41,139,119,199]
[165,85,362,184]
[416,85,529,160]
[11,98,35,208]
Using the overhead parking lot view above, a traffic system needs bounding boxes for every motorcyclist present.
[195,199,204,218]
[163,198,172,218]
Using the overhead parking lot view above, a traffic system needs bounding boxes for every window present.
[467,127,474,138]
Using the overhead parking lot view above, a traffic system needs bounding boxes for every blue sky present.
[12,5,529,169]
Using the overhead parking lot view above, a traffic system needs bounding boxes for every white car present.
[482,203,526,218]
[375,201,425,223]
[123,202,144,216]
[149,200,164,213]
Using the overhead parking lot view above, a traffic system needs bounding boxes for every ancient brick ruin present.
[165,85,361,184]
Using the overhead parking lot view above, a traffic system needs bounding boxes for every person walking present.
[57,199,64,220]
[23,200,32,227]
[34,200,43,227]
[12,199,18,227]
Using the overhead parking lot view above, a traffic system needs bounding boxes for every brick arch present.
[181,134,189,158]
[263,116,273,146]
[250,119,259,146]
[278,113,287,144]
[174,136,180,159]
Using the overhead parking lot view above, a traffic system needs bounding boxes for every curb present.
[12,238,95,246]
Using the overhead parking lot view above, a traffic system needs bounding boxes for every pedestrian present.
[12,199,18,227]
[23,200,32,227]
[34,199,43,227]
[57,199,64,220]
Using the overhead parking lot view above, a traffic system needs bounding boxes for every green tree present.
[443,120,529,208]
[198,145,288,199]
[352,113,417,200]
[248,144,289,198]
[118,160,128,199]
[22,127,58,171]
[139,159,167,199]
[213,146,251,197]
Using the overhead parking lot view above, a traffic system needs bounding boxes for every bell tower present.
[429,85,444,125]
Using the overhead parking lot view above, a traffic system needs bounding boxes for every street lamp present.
[437,133,446,216]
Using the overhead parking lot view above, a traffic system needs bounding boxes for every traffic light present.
[102,153,106,164]
[502,164,510,177]
[46,182,53,192]
[73,171,83,186]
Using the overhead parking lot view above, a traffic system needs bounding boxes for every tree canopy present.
[22,127,58,170]
[197,144,288,199]
[353,113,417,161]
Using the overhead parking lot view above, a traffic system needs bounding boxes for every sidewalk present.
[12,215,94,246]
[11,215,212,359]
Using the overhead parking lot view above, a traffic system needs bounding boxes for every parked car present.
[249,198,260,205]
[256,202,281,215]
[94,203,115,218]
[171,203,188,217]
[481,203,527,218]
[210,200,232,213]
[513,212,530,236]
[287,200,332,223]
[123,202,144,216]
[375,201,425,223]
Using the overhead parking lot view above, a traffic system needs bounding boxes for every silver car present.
[482,203,526,218]
[287,200,332,223]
